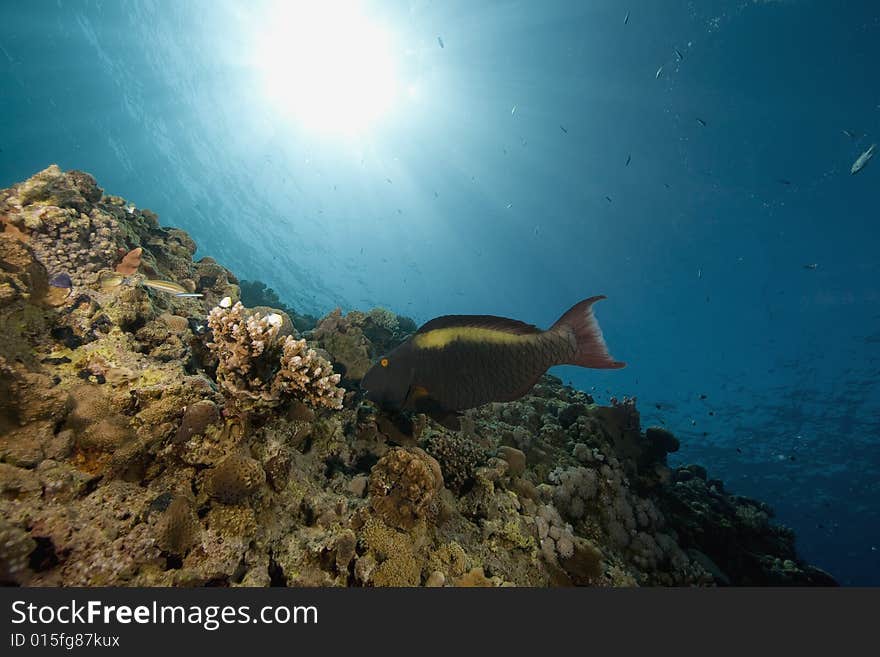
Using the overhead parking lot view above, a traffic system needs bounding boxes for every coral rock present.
[174,400,220,444]
[423,431,486,494]
[156,496,201,557]
[206,301,344,412]
[369,447,442,529]
[206,453,266,504]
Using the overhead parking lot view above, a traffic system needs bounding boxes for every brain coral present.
[369,447,443,529]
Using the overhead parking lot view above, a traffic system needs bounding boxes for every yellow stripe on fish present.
[412,326,539,350]
[142,279,187,294]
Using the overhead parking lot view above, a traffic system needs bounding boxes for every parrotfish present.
[362,297,625,428]
[98,270,125,289]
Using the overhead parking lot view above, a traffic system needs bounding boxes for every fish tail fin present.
[551,296,626,369]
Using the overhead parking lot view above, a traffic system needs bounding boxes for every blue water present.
[1,0,878,585]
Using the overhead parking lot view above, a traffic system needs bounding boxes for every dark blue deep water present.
[1,0,878,585]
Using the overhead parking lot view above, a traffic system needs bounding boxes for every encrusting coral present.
[0,166,837,588]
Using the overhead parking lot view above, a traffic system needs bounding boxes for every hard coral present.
[206,301,343,412]
[359,518,422,586]
[369,447,443,530]
[312,308,373,382]
[155,496,201,556]
[205,453,266,504]
[423,430,487,494]
[550,465,599,521]
[2,166,125,287]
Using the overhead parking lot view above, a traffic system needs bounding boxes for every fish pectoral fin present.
[406,387,445,415]
[403,384,431,407]
[403,385,461,430]
[431,411,462,431]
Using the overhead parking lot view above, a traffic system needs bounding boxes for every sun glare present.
[253,1,399,135]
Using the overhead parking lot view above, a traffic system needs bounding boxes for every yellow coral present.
[361,519,421,587]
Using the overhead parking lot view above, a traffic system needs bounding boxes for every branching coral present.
[206,301,343,412]
[423,430,487,494]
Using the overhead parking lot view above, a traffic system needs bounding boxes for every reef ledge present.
[0,165,837,586]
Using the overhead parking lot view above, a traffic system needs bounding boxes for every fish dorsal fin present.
[416,314,541,336]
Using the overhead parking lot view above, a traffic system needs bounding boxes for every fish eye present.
[380,358,389,367]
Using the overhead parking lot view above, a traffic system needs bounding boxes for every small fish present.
[437,36,444,48]
[125,205,136,215]
[219,296,233,308]
[48,272,72,289]
[697,268,702,279]
[696,117,707,127]
[605,196,612,203]
[655,65,664,79]
[851,143,876,174]
[624,10,629,25]
[803,263,819,270]
[674,48,683,61]
[505,203,512,209]
[625,154,631,167]
[776,178,792,185]
[98,270,125,289]
[142,279,188,295]
[174,292,204,298]
[362,297,624,428]
[560,125,568,133]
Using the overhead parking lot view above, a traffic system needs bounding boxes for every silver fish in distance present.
[142,279,188,295]
[851,144,875,175]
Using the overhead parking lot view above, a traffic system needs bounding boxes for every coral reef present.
[310,306,417,384]
[423,430,487,493]
[239,279,317,333]
[0,166,836,587]
[368,447,443,529]
[206,301,344,413]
